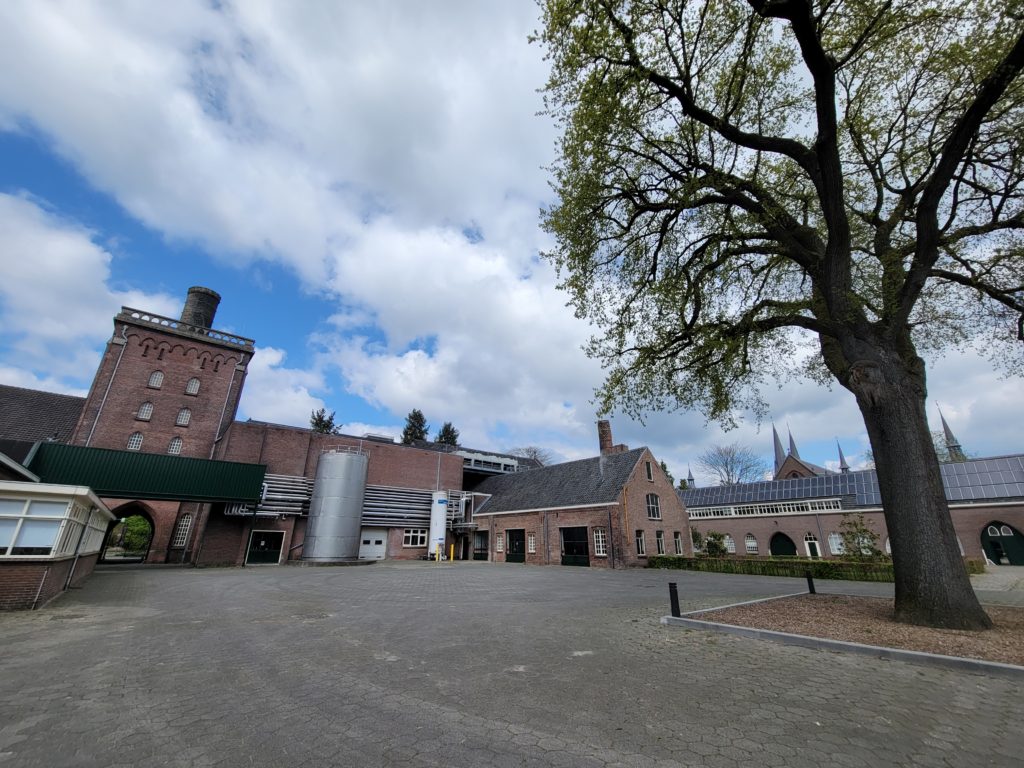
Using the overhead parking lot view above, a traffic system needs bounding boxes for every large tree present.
[401,409,430,445]
[696,443,767,486]
[508,445,557,466]
[436,422,460,446]
[309,408,341,435]
[539,0,1024,629]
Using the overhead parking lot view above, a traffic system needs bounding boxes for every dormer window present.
[185,377,200,395]
[176,408,191,427]
[137,402,153,421]
[148,371,164,389]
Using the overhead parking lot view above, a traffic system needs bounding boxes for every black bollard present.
[805,570,816,594]
[669,581,681,618]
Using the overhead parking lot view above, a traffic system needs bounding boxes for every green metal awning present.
[25,443,266,503]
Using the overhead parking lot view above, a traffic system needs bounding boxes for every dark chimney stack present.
[180,286,221,329]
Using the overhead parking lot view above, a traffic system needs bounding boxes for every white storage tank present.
[428,491,448,560]
[303,448,369,562]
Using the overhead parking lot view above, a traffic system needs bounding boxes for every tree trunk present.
[838,346,991,630]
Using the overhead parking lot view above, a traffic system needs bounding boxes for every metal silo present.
[428,491,448,559]
[302,448,369,562]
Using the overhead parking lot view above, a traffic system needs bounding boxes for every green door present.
[560,527,590,567]
[982,522,1024,565]
[506,529,526,563]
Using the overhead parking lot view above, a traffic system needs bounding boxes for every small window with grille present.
[176,408,191,427]
[137,401,153,421]
[167,437,183,455]
[148,371,164,389]
[171,514,193,548]
[127,432,143,451]
[185,377,200,395]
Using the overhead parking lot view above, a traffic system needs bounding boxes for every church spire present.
[772,424,786,473]
[687,465,695,488]
[837,440,850,473]
[787,427,801,459]
[937,405,967,463]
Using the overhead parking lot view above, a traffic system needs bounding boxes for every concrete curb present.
[661,605,1024,681]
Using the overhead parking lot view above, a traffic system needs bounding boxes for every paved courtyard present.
[0,563,1020,767]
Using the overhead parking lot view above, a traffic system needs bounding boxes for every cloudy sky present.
[0,0,1020,484]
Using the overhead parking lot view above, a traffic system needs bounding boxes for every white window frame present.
[804,532,821,558]
[176,408,191,427]
[495,533,504,553]
[167,437,183,455]
[646,493,661,520]
[137,401,153,421]
[645,461,654,481]
[828,532,845,555]
[593,527,607,557]
[148,370,164,389]
[724,534,736,554]
[1000,525,1013,536]
[655,530,665,555]
[0,495,111,560]
[171,513,193,548]
[185,377,201,395]
[127,432,143,451]
[635,530,646,556]
[673,531,683,555]
[527,533,536,554]
[403,528,428,547]
[745,533,759,554]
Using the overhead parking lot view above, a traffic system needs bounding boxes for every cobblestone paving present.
[0,564,1020,767]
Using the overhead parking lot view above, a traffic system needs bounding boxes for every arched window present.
[171,513,193,548]
[988,525,1001,537]
[185,377,200,395]
[127,432,143,451]
[828,532,845,555]
[137,402,153,421]
[176,408,191,427]
[723,534,736,554]
[646,493,661,520]
[148,371,164,389]
[1000,525,1013,536]
[745,534,758,554]
[167,437,183,455]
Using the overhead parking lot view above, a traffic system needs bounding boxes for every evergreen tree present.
[401,409,429,444]
[659,460,674,485]
[310,408,341,435]
[436,422,460,446]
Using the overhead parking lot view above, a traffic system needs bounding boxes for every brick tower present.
[71,287,254,459]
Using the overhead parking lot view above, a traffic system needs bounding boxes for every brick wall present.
[72,320,248,459]
[0,557,75,610]
[620,449,691,566]
[487,506,623,568]
[217,422,465,490]
[104,498,184,564]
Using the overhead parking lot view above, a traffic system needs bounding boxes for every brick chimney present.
[598,420,613,454]
[598,420,628,455]
[180,286,221,329]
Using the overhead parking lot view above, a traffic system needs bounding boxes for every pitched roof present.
[474,448,646,514]
[682,454,1024,509]
[0,384,84,444]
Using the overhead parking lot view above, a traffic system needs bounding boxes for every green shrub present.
[647,555,896,582]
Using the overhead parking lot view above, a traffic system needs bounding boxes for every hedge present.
[647,555,985,581]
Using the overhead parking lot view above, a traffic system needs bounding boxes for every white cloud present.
[237,346,327,427]
[0,193,178,389]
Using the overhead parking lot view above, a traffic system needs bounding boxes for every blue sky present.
[0,0,1021,485]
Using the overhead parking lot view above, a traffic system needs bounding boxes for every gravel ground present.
[692,594,1024,666]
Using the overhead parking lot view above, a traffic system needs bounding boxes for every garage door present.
[358,527,388,560]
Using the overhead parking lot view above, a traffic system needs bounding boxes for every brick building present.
[473,427,690,567]
[682,427,1024,566]
[1,286,689,572]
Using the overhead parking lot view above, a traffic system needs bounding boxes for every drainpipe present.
[31,567,50,610]
[85,324,129,446]
[607,507,616,569]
